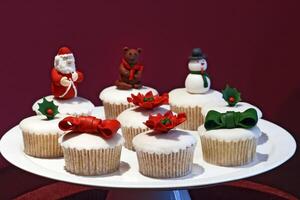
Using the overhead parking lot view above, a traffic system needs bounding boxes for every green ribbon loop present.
[190,71,209,88]
[204,108,258,130]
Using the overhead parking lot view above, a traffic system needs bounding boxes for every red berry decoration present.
[46,108,54,115]
[229,97,235,103]
[222,85,241,107]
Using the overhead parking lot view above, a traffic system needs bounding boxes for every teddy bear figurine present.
[115,47,144,90]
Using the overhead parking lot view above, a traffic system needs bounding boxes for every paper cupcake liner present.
[103,102,133,119]
[200,136,256,166]
[170,105,203,130]
[22,132,63,158]
[122,127,149,151]
[136,146,195,178]
[62,145,122,176]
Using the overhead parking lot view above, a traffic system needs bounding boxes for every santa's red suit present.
[51,47,84,99]
[51,68,83,99]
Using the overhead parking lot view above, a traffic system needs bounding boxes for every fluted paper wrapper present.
[136,146,195,178]
[103,102,133,119]
[22,132,63,158]
[62,145,122,176]
[170,105,203,130]
[200,136,256,166]
[122,127,149,151]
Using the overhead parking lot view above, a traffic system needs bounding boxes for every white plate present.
[0,107,296,189]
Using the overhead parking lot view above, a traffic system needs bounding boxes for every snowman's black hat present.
[189,48,206,60]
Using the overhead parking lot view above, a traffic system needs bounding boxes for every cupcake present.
[99,47,157,119]
[19,98,64,158]
[32,46,95,116]
[198,108,261,166]
[169,48,223,130]
[201,85,263,119]
[133,111,197,178]
[117,91,169,150]
[58,116,123,176]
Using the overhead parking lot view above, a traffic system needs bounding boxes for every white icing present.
[201,101,263,119]
[185,73,211,94]
[117,106,169,129]
[188,59,207,71]
[59,132,124,150]
[32,95,95,116]
[19,115,66,135]
[99,86,158,105]
[169,88,223,107]
[198,125,262,142]
[133,129,197,154]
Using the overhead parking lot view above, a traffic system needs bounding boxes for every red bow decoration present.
[144,111,186,133]
[121,58,144,80]
[127,91,169,109]
[58,116,121,139]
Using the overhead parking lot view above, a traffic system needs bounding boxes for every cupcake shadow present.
[234,152,269,168]
[257,132,268,145]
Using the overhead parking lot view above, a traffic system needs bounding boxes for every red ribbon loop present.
[121,58,143,80]
[59,116,120,139]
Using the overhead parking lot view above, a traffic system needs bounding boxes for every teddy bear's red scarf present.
[121,58,144,80]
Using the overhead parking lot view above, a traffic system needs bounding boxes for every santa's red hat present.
[57,47,72,55]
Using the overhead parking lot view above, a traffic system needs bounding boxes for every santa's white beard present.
[55,63,76,74]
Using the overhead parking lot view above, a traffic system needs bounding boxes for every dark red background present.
[0,0,299,199]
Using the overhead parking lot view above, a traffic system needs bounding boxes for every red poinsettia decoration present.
[127,91,169,109]
[144,111,186,133]
[59,116,120,139]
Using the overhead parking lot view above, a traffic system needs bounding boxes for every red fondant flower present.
[59,116,120,139]
[144,111,186,133]
[127,91,169,109]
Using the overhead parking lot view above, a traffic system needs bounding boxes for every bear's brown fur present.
[115,47,143,90]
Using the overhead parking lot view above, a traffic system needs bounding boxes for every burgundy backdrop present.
[0,0,299,199]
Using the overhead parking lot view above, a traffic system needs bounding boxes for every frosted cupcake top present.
[19,115,65,135]
[99,86,158,105]
[169,88,223,107]
[199,106,261,141]
[32,95,95,116]
[133,129,197,154]
[118,91,169,128]
[132,110,197,153]
[198,125,261,141]
[117,106,169,129]
[58,116,123,149]
[59,132,124,150]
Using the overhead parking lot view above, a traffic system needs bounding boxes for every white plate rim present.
[0,108,296,189]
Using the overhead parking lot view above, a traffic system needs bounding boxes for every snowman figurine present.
[185,48,211,94]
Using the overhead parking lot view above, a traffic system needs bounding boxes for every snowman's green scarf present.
[190,70,209,88]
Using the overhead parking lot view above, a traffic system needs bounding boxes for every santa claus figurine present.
[51,47,84,99]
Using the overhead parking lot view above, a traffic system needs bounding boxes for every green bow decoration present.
[204,108,258,130]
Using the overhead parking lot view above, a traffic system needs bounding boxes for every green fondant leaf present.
[37,98,59,120]
[222,85,241,106]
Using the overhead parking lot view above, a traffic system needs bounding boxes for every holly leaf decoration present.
[222,85,241,107]
[38,98,59,120]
